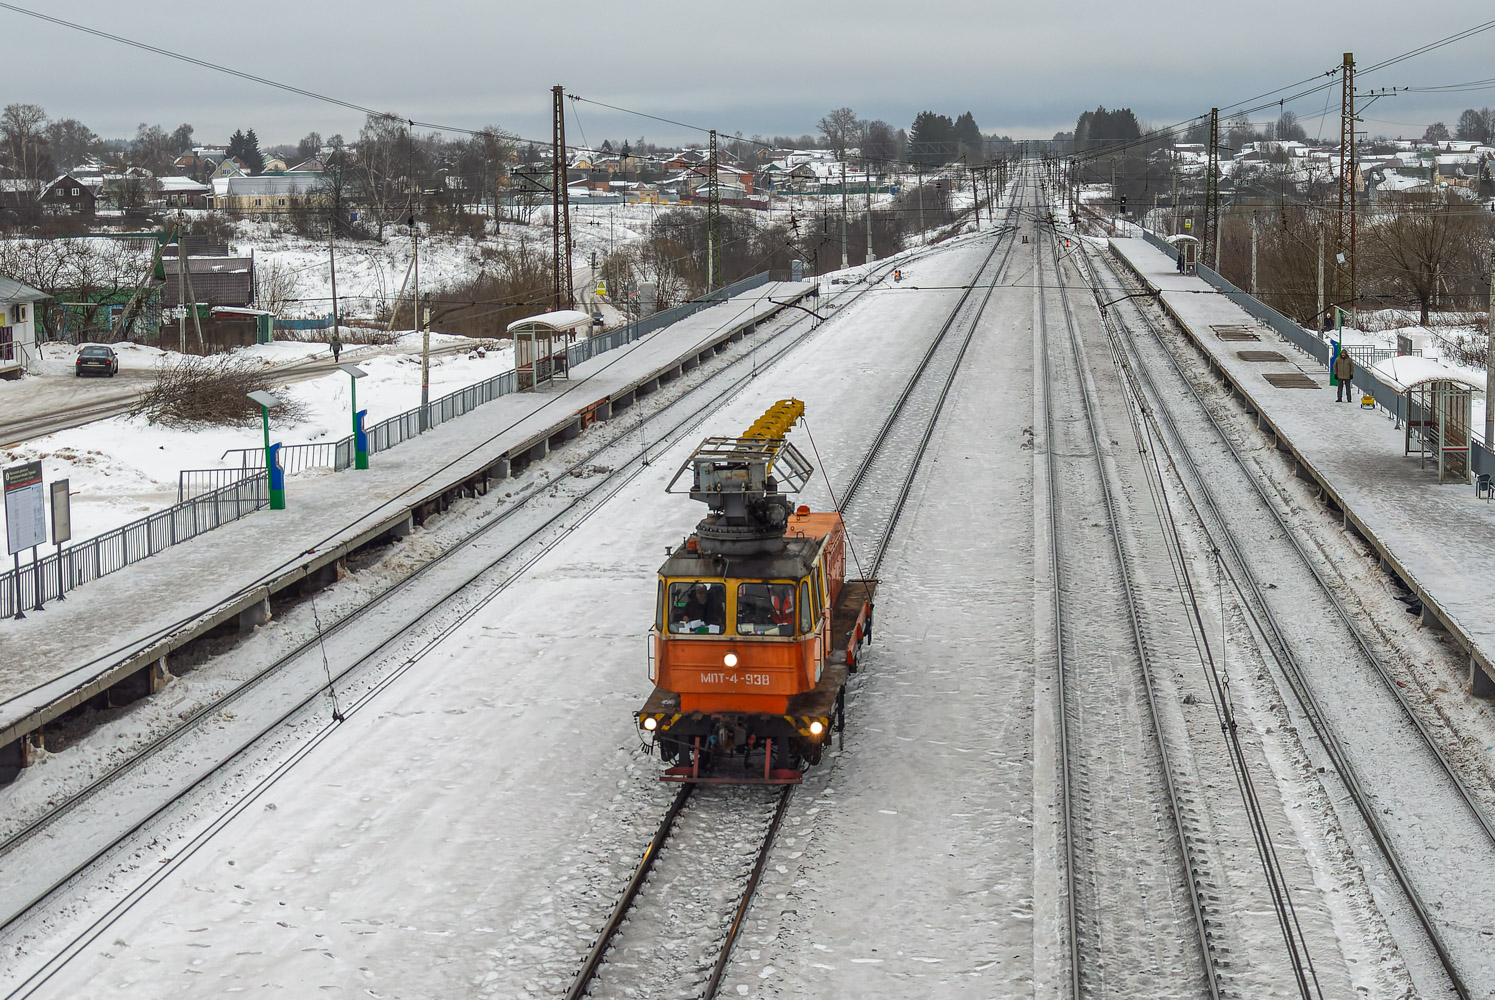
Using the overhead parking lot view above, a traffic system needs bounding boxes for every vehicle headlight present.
[723,652,738,667]
[809,720,825,736]
[642,717,658,731]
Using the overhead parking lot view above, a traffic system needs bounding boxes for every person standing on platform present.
[1334,349,1354,402]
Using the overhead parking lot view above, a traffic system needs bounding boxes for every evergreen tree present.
[908,111,956,168]
[953,112,982,156]
[242,128,264,173]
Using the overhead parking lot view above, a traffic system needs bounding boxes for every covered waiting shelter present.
[1372,355,1486,484]
[508,309,591,390]
[1166,234,1200,274]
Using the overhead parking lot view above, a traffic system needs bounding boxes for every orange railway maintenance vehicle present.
[636,399,875,784]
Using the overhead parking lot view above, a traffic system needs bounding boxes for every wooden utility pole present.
[917,165,925,242]
[176,225,186,354]
[1317,224,1326,337]
[865,158,875,263]
[329,214,340,343]
[1250,214,1258,295]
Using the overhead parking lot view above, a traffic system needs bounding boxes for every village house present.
[210,174,323,213]
[38,173,97,216]
[155,176,211,210]
[0,274,50,379]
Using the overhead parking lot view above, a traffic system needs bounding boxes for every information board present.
[50,478,71,545]
[4,461,46,554]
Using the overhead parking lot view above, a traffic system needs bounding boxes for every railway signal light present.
[1119,195,1128,214]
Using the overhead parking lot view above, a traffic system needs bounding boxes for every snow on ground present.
[0,332,512,540]
[2,200,1469,999]
[0,227,994,1000]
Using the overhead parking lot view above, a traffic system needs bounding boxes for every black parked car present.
[75,345,119,377]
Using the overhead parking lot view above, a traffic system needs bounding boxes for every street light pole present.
[339,363,369,469]
[248,390,284,510]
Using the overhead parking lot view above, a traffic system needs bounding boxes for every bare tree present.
[1,102,52,180]
[350,113,428,232]
[817,107,861,160]
[1363,190,1492,324]
[254,257,303,317]
[131,123,175,175]
[130,355,310,427]
[862,120,900,167]
[44,118,98,170]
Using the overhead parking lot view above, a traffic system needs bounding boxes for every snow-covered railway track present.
[1034,189,1219,1000]
[0,257,917,966]
[564,785,790,1000]
[838,196,1023,576]
[1092,243,1495,999]
[563,175,1033,1000]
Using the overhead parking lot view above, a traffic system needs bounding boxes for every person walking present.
[1333,348,1354,402]
[330,332,342,363]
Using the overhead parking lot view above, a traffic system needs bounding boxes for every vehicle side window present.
[654,580,664,633]
[798,581,812,634]
[668,581,726,634]
[736,583,796,636]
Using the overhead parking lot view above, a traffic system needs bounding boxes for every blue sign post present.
[355,409,369,470]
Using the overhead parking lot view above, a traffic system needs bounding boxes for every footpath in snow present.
[0,281,815,750]
[1111,236,1495,695]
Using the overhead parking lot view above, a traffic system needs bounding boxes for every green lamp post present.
[247,390,285,509]
[338,363,369,469]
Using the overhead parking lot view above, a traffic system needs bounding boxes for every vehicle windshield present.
[668,581,726,634]
[79,347,111,356]
[736,582,796,636]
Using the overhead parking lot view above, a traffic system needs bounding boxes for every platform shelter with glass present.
[1372,355,1484,484]
[508,309,591,390]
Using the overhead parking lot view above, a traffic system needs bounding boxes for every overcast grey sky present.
[5,1,1494,149]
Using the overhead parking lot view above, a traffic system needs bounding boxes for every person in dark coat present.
[1176,251,1185,272]
[1333,349,1354,402]
[330,332,343,362]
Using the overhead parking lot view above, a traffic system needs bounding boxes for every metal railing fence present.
[178,466,262,503]
[1,474,268,618]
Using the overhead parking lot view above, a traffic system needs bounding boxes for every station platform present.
[1109,236,1495,695]
[0,281,817,775]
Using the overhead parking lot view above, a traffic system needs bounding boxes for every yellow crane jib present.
[741,398,805,459]
[664,399,814,557]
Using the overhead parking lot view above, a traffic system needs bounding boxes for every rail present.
[1048,180,1222,998]
[1102,239,1495,997]
[0,260,866,964]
